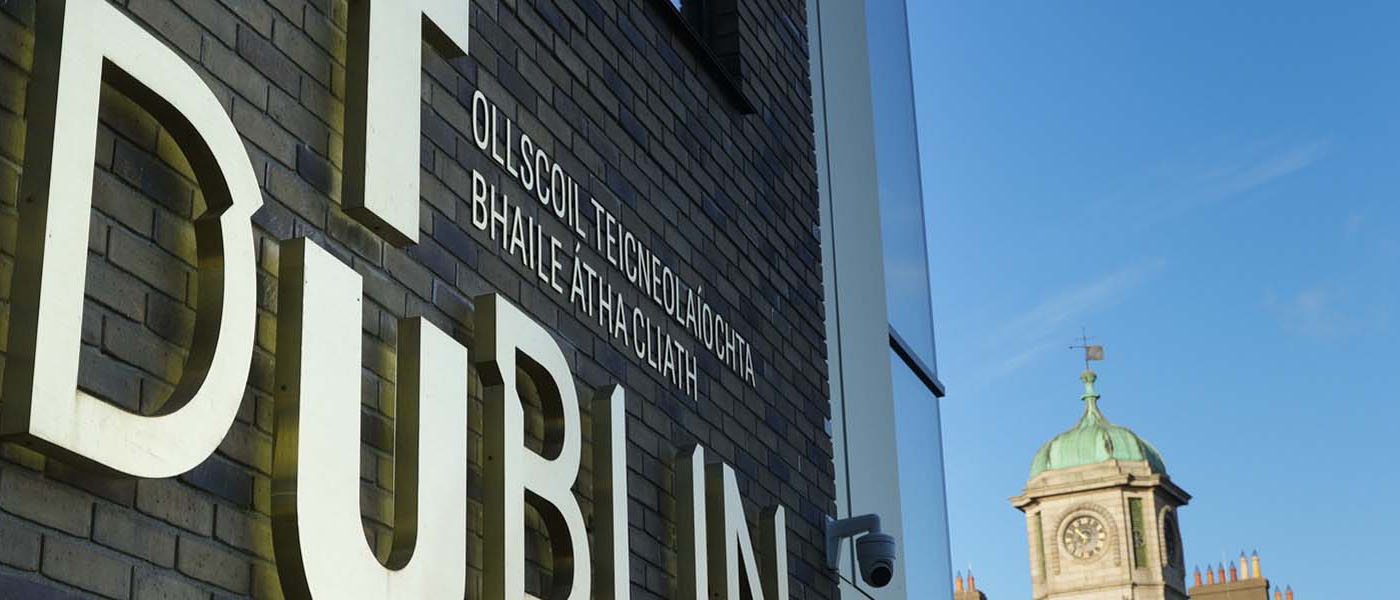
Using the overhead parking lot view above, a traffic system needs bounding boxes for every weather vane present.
[1068,326,1104,371]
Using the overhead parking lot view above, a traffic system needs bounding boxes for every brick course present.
[0,0,832,599]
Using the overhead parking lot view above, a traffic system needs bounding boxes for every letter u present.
[272,239,469,599]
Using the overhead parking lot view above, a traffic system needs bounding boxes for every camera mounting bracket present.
[824,513,884,571]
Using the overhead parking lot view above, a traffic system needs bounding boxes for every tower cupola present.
[1013,359,1191,600]
[1028,370,1168,477]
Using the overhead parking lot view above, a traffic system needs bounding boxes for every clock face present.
[1062,515,1108,560]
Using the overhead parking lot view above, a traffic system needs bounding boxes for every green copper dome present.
[1029,370,1167,478]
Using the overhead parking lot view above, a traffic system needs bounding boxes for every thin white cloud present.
[1098,138,1331,228]
[980,258,1165,377]
[1267,286,1391,339]
[989,339,1059,378]
[1195,139,1330,199]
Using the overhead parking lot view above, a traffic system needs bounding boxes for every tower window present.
[1129,498,1148,568]
[1034,512,1048,579]
[1162,511,1182,567]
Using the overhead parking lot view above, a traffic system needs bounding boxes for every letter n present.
[678,446,789,600]
[706,463,788,600]
[0,0,260,477]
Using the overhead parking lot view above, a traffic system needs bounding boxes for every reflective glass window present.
[866,0,938,370]
[891,349,953,599]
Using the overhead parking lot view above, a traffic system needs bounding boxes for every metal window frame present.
[890,326,945,398]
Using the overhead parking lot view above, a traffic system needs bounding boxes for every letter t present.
[344,0,469,246]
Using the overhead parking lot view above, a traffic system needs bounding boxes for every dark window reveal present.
[677,0,741,76]
[655,0,753,113]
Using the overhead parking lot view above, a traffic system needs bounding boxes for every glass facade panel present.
[866,0,938,370]
[810,0,952,595]
[892,348,953,600]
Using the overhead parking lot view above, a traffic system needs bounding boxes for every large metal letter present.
[344,0,469,246]
[594,386,630,600]
[677,446,709,600]
[272,239,469,600]
[0,0,260,477]
[758,507,789,600]
[475,294,591,600]
[705,463,789,600]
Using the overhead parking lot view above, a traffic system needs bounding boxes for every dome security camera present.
[825,514,897,588]
[855,531,896,587]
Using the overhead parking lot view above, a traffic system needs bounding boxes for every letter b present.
[475,294,592,600]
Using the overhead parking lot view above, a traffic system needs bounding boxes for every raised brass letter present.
[678,445,709,600]
[594,386,630,600]
[272,239,469,600]
[1,0,260,477]
[476,294,591,600]
[705,462,788,600]
[345,0,470,245]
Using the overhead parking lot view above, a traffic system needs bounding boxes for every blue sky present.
[908,2,1400,598]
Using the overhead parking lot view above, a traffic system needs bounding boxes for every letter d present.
[1,0,260,478]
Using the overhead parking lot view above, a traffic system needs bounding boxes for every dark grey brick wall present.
[0,0,833,598]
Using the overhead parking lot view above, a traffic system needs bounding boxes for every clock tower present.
[1011,370,1190,600]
